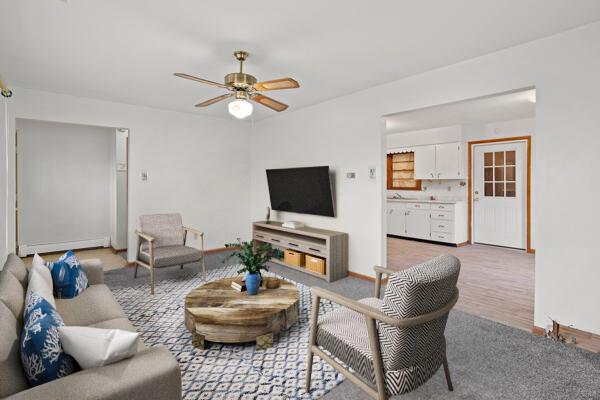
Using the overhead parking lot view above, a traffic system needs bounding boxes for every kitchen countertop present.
[386,198,465,204]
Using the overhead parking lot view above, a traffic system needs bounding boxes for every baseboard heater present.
[18,237,110,257]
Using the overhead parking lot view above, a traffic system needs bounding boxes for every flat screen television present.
[266,166,335,217]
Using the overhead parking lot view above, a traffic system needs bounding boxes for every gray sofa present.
[0,253,182,400]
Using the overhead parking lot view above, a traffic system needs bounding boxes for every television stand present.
[252,221,348,282]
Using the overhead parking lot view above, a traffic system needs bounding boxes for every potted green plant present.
[224,240,282,295]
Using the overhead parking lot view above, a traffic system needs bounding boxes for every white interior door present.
[472,141,526,249]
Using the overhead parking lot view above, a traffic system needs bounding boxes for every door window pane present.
[506,166,516,181]
[495,182,505,197]
[484,167,493,181]
[494,152,504,166]
[494,167,504,181]
[485,182,493,196]
[484,152,493,166]
[506,182,516,197]
[505,150,516,165]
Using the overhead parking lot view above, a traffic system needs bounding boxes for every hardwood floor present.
[387,237,534,332]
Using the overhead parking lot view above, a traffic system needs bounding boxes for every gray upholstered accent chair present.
[135,213,206,294]
[306,254,460,400]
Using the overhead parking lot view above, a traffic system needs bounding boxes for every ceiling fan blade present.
[194,93,234,107]
[251,94,289,112]
[174,73,227,89]
[253,77,299,91]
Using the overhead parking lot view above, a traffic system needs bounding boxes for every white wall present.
[16,119,113,248]
[1,88,251,262]
[250,22,600,334]
[387,125,463,150]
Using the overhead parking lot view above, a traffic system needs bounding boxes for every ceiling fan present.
[174,50,299,119]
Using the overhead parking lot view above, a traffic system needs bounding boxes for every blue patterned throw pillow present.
[20,291,78,386]
[47,251,89,299]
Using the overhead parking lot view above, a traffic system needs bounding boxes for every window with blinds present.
[387,152,422,190]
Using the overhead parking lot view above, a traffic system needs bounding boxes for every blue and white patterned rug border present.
[111,265,345,400]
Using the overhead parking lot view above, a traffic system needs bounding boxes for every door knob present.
[473,197,479,202]
[474,191,479,195]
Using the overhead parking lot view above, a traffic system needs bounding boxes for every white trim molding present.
[18,236,110,257]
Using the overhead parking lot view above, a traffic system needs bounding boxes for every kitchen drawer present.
[431,211,453,221]
[431,232,453,243]
[407,202,430,211]
[431,220,454,233]
[431,203,454,211]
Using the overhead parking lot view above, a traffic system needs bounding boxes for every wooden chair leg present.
[306,293,320,392]
[442,352,453,392]
[134,263,139,278]
[150,267,155,295]
[366,317,388,400]
[305,347,314,391]
[180,264,184,270]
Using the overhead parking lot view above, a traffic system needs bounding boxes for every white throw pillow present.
[58,326,139,369]
[27,258,56,308]
[31,253,47,269]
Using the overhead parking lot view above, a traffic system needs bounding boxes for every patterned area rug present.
[111,265,344,399]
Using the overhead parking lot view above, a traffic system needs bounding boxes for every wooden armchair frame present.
[134,227,206,294]
[305,266,458,400]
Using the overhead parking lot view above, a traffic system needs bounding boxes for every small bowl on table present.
[263,277,281,289]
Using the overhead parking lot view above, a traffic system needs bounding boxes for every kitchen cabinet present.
[387,200,468,245]
[435,142,464,179]
[413,142,465,180]
[387,203,406,236]
[414,145,436,179]
[405,209,431,239]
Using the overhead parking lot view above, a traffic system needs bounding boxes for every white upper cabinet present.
[436,142,463,179]
[414,142,465,180]
[414,145,436,179]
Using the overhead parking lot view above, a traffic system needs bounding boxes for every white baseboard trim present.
[18,237,111,257]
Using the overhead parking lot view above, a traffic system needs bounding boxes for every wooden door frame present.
[468,136,534,253]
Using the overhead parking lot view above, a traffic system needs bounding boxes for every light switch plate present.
[368,166,376,180]
[141,170,148,182]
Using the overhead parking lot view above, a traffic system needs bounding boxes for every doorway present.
[15,119,129,257]
[382,87,536,332]
[470,137,531,250]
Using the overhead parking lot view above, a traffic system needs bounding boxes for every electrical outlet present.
[346,172,356,179]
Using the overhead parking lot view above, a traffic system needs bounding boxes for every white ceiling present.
[385,89,536,133]
[1,1,599,121]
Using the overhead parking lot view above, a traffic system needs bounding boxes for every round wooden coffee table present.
[184,277,300,349]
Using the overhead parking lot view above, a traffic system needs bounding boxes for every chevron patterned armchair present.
[306,254,460,400]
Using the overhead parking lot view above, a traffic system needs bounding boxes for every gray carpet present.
[105,252,600,399]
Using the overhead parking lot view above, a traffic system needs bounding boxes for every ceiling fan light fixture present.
[228,98,253,119]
